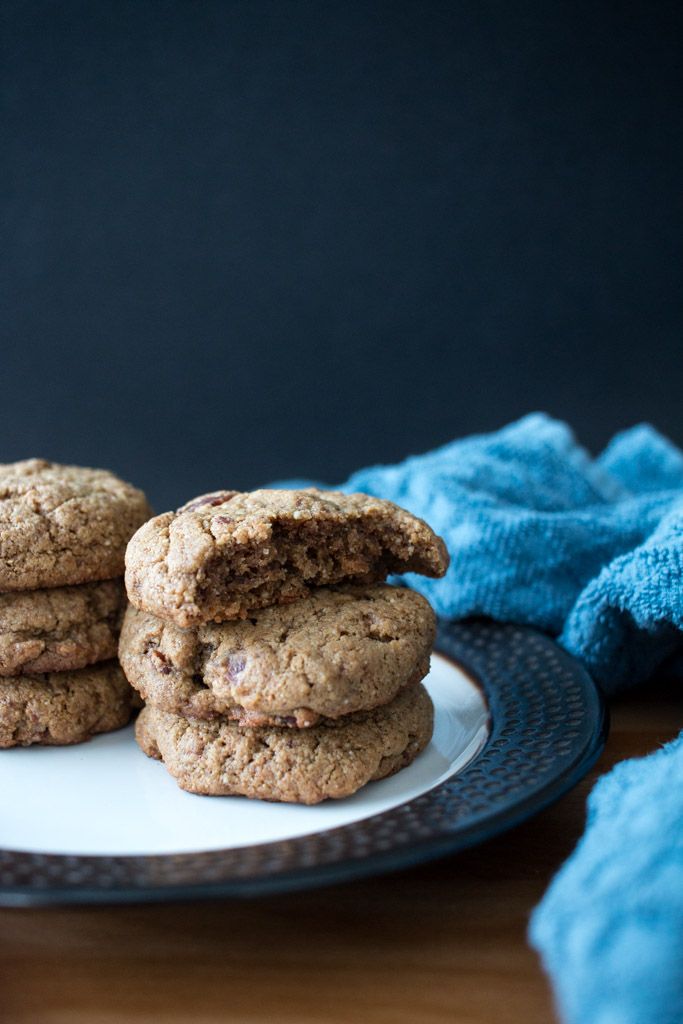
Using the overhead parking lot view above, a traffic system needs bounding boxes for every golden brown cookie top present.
[0,459,151,591]
[125,488,449,627]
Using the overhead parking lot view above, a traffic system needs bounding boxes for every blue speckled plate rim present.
[0,620,607,906]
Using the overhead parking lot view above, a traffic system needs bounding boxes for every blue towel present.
[282,413,683,1024]
[342,414,683,694]
[530,734,683,1024]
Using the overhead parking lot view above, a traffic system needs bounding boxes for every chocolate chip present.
[150,649,172,675]
[225,653,246,681]
[181,492,236,512]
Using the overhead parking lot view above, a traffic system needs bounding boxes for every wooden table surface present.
[1,679,681,1024]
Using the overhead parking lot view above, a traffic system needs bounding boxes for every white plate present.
[0,653,488,857]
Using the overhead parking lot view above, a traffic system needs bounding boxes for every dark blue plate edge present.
[0,620,608,907]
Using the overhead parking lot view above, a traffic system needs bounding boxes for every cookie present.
[136,682,434,803]
[125,488,448,628]
[0,579,126,676]
[119,584,436,727]
[0,660,137,748]
[0,459,151,591]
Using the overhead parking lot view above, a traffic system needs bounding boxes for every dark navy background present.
[3,1,682,511]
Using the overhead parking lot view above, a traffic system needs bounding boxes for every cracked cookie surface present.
[0,579,126,676]
[120,584,435,727]
[125,488,448,628]
[0,459,151,590]
[0,660,137,747]
[136,682,434,804]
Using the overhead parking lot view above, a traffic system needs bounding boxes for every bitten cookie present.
[0,579,126,676]
[0,459,151,591]
[125,488,449,628]
[120,584,436,727]
[0,660,137,748]
[136,682,434,804]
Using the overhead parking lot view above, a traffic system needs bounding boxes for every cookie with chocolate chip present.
[0,660,137,747]
[120,584,435,727]
[125,488,448,628]
[136,681,434,804]
[0,579,126,676]
[0,459,151,591]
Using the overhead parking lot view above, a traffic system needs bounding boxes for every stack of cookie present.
[120,489,449,804]
[0,459,150,747]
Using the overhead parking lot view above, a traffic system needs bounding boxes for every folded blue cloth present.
[343,414,683,694]
[530,733,683,1024]
[282,413,683,1024]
